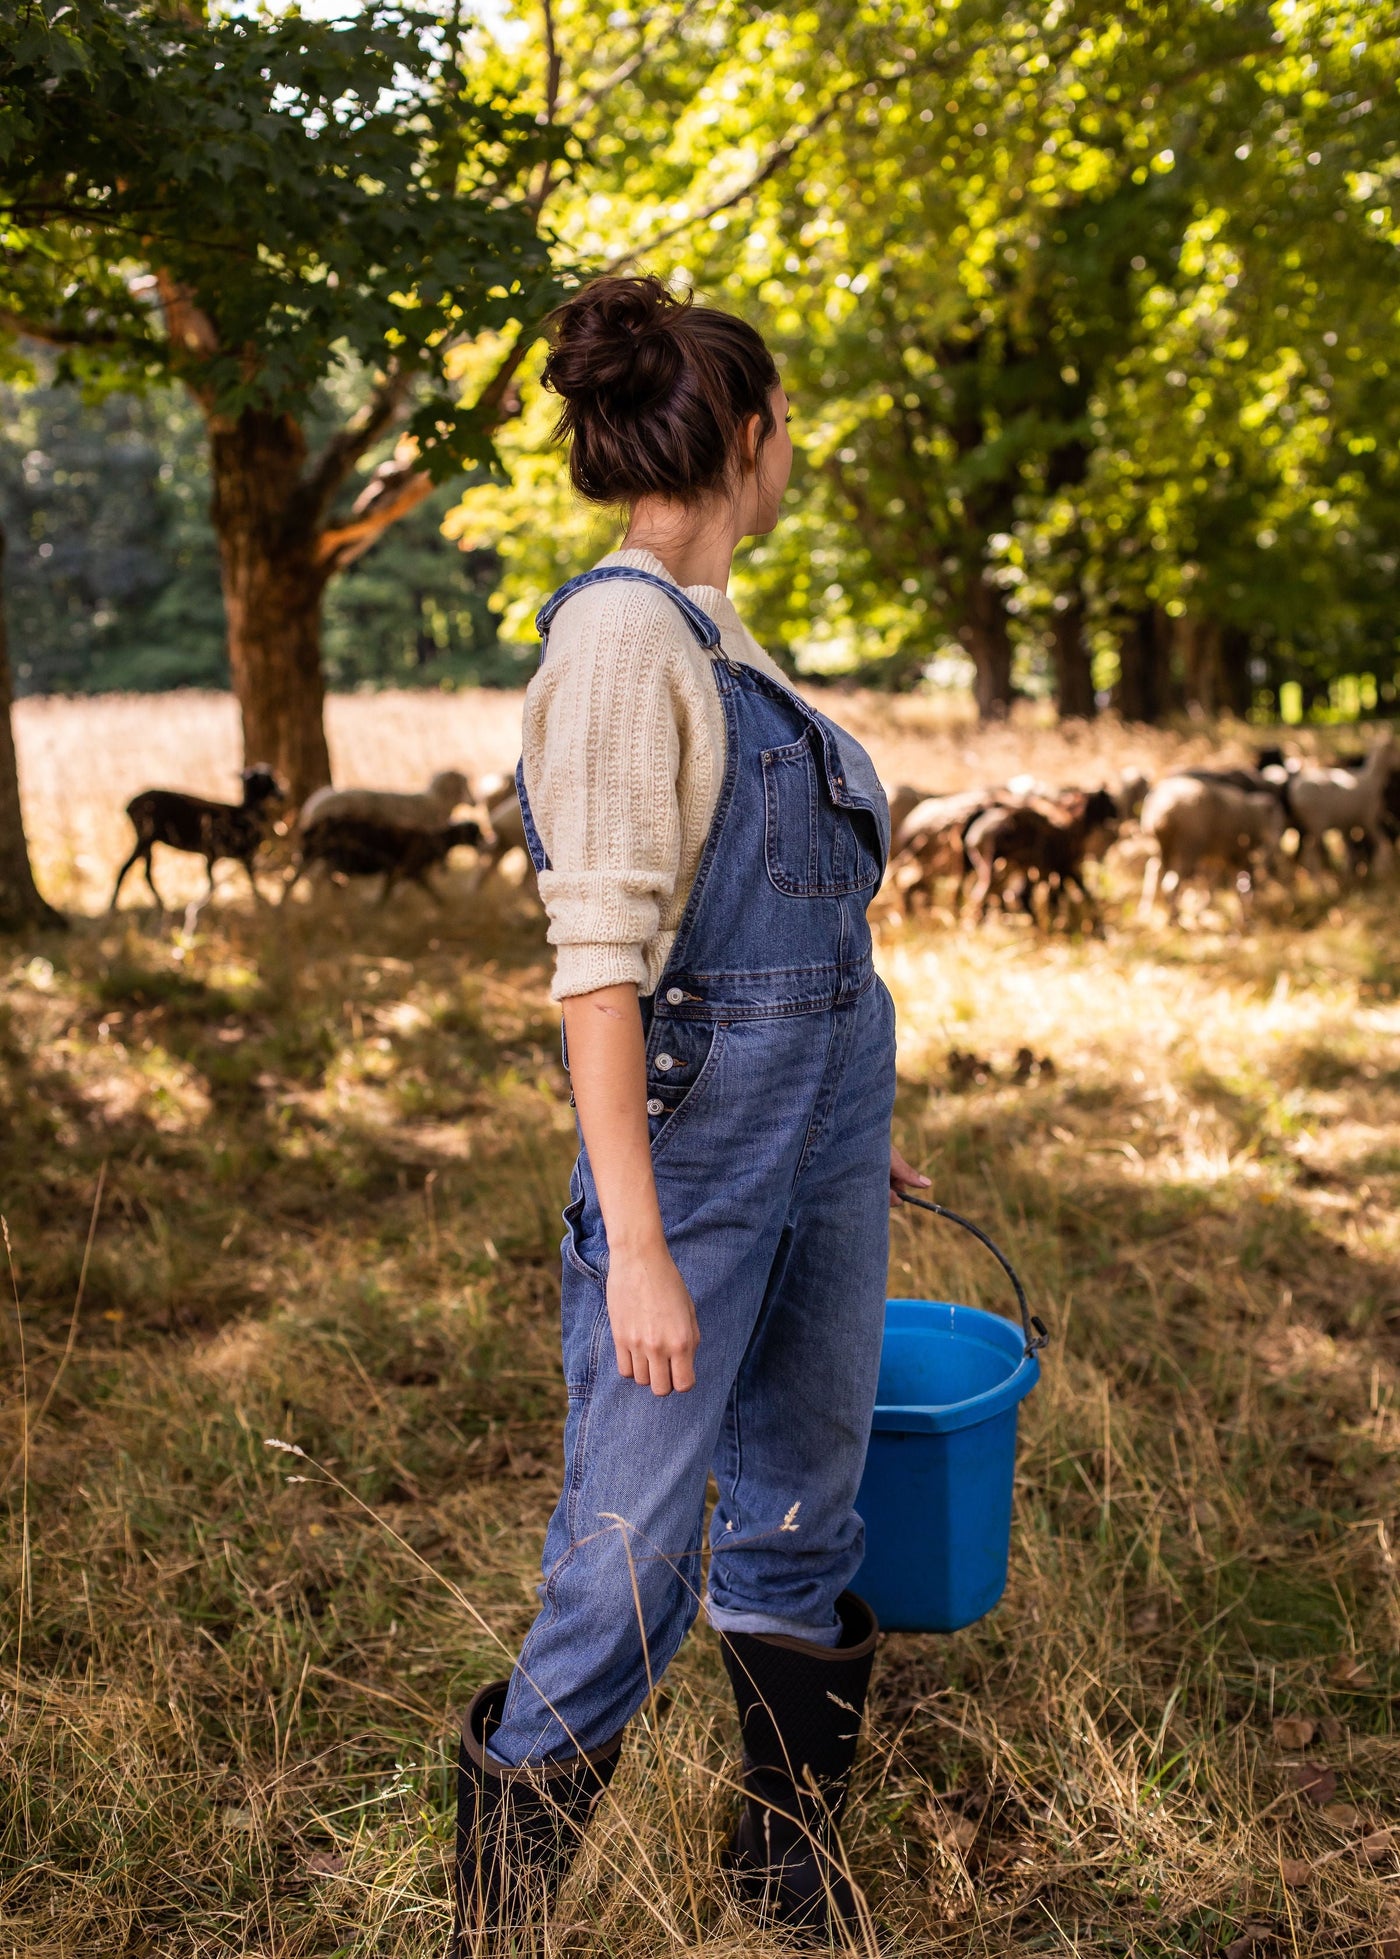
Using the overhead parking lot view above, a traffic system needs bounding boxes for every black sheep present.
[292,814,484,904]
[111,766,285,917]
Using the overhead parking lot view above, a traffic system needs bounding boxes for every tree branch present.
[557,0,705,129]
[301,366,414,520]
[524,0,565,222]
[601,54,956,273]
[600,87,856,272]
[0,307,131,350]
[315,441,438,574]
[315,328,536,575]
[154,269,219,357]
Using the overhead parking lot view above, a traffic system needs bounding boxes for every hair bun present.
[543,275,687,409]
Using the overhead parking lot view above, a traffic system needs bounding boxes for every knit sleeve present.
[521,583,686,1002]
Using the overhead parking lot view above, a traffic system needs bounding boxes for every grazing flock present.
[109,732,1398,935]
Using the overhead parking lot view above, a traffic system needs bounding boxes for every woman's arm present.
[562,983,700,1397]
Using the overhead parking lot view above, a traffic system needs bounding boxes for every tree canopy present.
[0,0,566,796]
[0,0,557,460]
[3,0,1400,726]
[455,0,1400,719]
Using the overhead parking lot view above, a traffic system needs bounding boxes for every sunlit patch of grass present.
[3,699,1400,1954]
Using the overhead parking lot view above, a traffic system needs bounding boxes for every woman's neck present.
[620,495,742,592]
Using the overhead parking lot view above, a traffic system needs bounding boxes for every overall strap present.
[517,566,723,878]
[534,566,722,654]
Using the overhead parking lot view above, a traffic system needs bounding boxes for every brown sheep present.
[964,788,1120,931]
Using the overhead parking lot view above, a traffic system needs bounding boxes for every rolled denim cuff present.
[704,1597,843,1647]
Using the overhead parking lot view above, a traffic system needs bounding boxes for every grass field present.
[3,691,1398,1957]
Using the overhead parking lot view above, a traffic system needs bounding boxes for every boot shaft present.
[720,1592,877,1821]
[454,1680,623,1953]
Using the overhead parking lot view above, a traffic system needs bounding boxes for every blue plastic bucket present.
[855,1200,1047,1634]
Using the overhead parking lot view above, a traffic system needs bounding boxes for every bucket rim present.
[871,1297,1041,1435]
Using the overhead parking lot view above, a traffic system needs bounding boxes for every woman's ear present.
[739,411,763,472]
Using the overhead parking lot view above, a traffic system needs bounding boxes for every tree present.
[0,376,225,693]
[0,517,63,930]
[460,0,1400,724]
[0,1,560,798]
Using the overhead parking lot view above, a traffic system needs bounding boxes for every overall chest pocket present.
[762,732,885,897]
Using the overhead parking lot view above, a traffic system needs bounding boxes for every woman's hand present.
[560,983,702,1397]
[606,1238,701,1396]
[890,1144,932,1208]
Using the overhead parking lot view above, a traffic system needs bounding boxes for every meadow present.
[2,690,1398,1957]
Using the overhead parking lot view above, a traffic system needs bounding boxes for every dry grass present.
[2,690,1398,1957]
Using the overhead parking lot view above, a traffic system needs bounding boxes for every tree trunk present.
[1050,595,1096,719]
[1220,626,1254,718]
[0,523,64,933]
[960,573,1013,720]
[1179,618,1220,716]
[1116,607,1180,723]
[210,410,332,807]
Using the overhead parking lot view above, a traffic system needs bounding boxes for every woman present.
[454,275,929,1951]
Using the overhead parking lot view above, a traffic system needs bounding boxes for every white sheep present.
[1284,736,1395,878]
[1138,775,1285,924]
[299,769,472,834]
[471,777,532,887]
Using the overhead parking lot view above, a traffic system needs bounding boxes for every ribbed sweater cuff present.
[539,867,667,947]
[551,943,649,1001]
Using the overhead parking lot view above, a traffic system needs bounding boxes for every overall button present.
[665,987,684,1006]
[646,1098,664,1116]
[654,1053,675,1072]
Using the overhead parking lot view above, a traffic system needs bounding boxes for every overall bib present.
[491,566,897,1767]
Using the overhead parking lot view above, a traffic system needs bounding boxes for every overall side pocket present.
[560,1168,611,1401]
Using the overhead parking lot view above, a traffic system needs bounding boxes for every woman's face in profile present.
[751,385,793,535]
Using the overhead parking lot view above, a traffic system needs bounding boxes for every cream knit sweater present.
[520,546,789,1001]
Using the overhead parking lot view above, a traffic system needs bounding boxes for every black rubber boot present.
[719,1592,879,1943]
[453,1680,624,1956]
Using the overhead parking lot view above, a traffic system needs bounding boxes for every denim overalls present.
[490,566,897,1766]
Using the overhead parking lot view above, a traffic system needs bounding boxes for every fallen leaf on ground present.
[1317,1715,1344,1743]
[1291,1763,1337,1805]
[1272,1715,1316,1749]
[1320,1801,1362,1830]
[1223,1922,1276,1959]
[1375,1936,1400,1959]
[1329,1655,1374,1688]
[935,1813,979,1853]
[220,1806,254,1832]
[1360,1828,1398,1865]
[307,1850,346,1876]
[1278,1857,1311,1886]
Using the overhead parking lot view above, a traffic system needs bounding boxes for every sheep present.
[1114,770,1151,821]
[298,768,472,835]
[291,814,485,905]
[111,765,285,923]
[1284,737,1395,879]
[964,788,1120,931]
[1331,746,1400,872]
[1138,775,1285,924]
[470,777,530,884]
[886,789,994,912]
[885,782,936,843]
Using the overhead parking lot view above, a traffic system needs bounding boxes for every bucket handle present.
[895,1192,1050,1359]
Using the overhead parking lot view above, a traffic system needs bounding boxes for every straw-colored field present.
[3,689,1398,1957]
[14,684,1277,914]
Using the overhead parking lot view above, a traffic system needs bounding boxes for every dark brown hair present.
[541,275,780,506]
